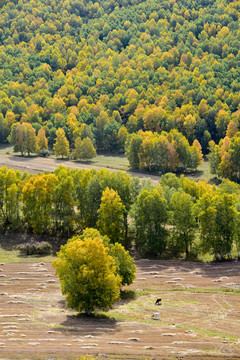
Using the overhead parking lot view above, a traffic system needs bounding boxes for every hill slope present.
[0,0,239,154]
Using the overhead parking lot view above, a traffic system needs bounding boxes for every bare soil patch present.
[0,259,240,359]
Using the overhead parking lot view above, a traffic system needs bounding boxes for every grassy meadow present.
[0,143,215,183]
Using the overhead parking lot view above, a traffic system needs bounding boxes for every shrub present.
[16,241,52,255]
[38,148,50,157]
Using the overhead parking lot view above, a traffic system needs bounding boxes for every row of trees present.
[133,174,240,259]
[208,131,240,182]
[125,129,203,172]
[8,122,96,160]
[1,165,240,260]
[0,0,240,155]
[7,122,204,174]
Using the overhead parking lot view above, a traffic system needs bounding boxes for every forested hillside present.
[0,0,240,174]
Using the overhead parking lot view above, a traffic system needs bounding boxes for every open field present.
[0,153,161,184]
[0,145,130,172]
[0,150,214,185]
[0,237,240,360]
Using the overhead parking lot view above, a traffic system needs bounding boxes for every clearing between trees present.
[0,152,212,184]
[0,153,161,182]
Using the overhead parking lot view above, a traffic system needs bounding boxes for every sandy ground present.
[0,259,240,359]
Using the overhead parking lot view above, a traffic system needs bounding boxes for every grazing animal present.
[151,312,160,320]
[155,298,162,305]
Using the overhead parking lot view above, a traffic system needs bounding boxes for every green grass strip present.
[176,325,239,342]
[168,287,240,295]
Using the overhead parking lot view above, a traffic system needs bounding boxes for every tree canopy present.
[53,236,121,313]
[0,0,240,177]
[1,165,240,260]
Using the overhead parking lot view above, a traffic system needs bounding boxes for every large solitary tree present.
[69,228,137,286]
[52,236,121,314]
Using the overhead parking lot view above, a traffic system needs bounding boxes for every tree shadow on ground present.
[54,309,119,336]
[134,258,240,281]
[56,290,138,337]
[9,154,38,161]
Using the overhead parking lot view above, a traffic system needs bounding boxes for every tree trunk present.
[124,214,129,248]
[185,235,189,259]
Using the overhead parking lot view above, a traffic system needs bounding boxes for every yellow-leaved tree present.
[97,187,126,244]
[8,122,36,156]
[70,228,137,286]
[53,128,69,159]
[72,137,96,160]
[52,236,121,314]
[36,127,48,155]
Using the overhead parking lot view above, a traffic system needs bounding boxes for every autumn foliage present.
[0,0,239,177]
[1,165,240,260]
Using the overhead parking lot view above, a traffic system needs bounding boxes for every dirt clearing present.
[0,259,240,359]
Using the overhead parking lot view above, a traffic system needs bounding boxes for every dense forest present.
[1,165,240,260]
[1,0,240,259]
[0,0,240,175]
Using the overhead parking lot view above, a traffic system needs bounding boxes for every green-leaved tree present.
[170,192,196,259]
[72,137,96,160]
[132,186,168,255]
